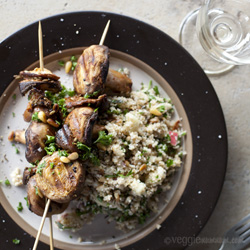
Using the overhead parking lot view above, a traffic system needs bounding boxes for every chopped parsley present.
[44,143,57,155]
[70,55,78,71]
[76,142,91,152]
[105,169,133,178]
[83,90,100,99]
[76,142,100,165]
[12,238,20,245]
[12,93,16,100]
[37,162,46,175]
[157,105,165,113]
[50,162,55,169]
[45,85,75,118]
[12,144,20,154]
[24,196,29,207]
[17,202,23,212]
[153,85,160,95]
[58,149,69,157]
[44,136,57,155]
[94,131,113,146]
[31,112,40,122]
[58,60,65,66]
[35,186,39,196]
[12,112,15,117]
[45,135,55,144]
[167,158,174,167]
[148,80,152,89]
[4,179,11,186]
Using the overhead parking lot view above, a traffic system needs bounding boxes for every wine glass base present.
[179,8,236,76]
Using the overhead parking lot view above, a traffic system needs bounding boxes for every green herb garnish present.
[153,86,160,95]
[44,143,57,155]
[37,162,46,175]
[24,196,29,207]
[58,60,65,66]
[45,135,55,144]
[12,238,20,245]
[105,170,133,178]
[31,112,40,122]
[157,105,165,113]
[94,131,113,146]
[4,179,11,186]
[12,144,20,154]
[167,158,174,167]
[70,56,78,71]
[148,80,152,89]
[58,149,69,157]
[17,202,23,212]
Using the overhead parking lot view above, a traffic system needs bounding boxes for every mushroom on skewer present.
[73,45,110,96]
[25,121,55,164]
[18,68,61,96]
[23,89,60,123]
[35,152,86,203]
[27,176,69,217]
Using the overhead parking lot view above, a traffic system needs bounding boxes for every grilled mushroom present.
[35,152,86,203]
[64,107,97,146]
[27,176,69,216]
[73,45,109,96]
[18,67,61,96]
[25,121,55,163]
[23,166,37,185]
[19,67,60,81]
[8,129,26,144]
[19,79,61,96]
[105,69,132,97]
[55,124,79,153]
[23,89,60,123]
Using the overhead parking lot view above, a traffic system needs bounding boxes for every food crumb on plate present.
[10,168,23,186]
[115,243,121,250]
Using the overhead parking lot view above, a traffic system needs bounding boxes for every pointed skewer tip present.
[99,20,111,46]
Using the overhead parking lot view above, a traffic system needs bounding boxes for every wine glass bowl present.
[179,0,250,75]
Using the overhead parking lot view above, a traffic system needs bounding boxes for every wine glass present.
[179,0,250,75]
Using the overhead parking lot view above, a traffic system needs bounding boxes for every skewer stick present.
[33,21,54,250]
[99,20,110,45]
[32,199,51,250]
[38,21,44,71]
[49,215,54,250]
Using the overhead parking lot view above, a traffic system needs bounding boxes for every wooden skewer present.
[32,21,54,250]
[99,20,110,45]
[49,215,54,250]
[38,21,44,71]
[32,199,51,250]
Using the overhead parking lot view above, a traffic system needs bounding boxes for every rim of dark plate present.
[0,11,228,250]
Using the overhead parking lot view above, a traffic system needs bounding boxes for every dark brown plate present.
[0,11,227,250]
